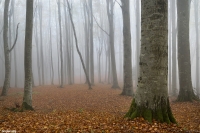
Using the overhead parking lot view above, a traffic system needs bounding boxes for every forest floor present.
[0,84,200,133]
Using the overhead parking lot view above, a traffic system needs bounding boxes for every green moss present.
[21,102,34,111]
[154,109,164,122]
[130,110,138,119]
[143,109,152,123]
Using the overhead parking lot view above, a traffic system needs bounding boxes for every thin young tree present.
[126,0,176,123]
[67,0,92,90]
[1,0,19,96]
[120,0,133,96]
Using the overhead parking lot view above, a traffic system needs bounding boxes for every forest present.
[0,0,200,132]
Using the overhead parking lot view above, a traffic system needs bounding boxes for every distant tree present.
[194,0,199,98]
[67,0,92,90]
[106,0,119,89]
[89,0,94,85]
[22,0,34,111]
[57,0,64,88]
[171,0,177,96]
[1,0,19,96]
[120,0,133,96]
[126,0,176,123]
[176,0,198,101]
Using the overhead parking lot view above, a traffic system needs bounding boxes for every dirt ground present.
[0,84,200,133]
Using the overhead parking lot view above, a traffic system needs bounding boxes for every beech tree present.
[1,0,19,96]
[22,0,34,111]
[176,0,198,101]
[120,0,133,96]
[126,0,176,123]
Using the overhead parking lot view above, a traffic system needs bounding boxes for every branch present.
[92,14,109,36]
[8,23,20,53]
[115,0,122,8]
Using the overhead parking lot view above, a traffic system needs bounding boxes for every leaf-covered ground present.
[0,84,200,133]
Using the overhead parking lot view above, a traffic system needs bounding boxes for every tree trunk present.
[67,0,92,90]
[106,0,119,89]
[121,0,133,96]
[89,0,94,85]
[171,0,177,96]
[57,0,64,88]
[194,0,199,98]
[177,0,198,101]
[126,0,176,123]
[1,0,11,96]
[22,0,34,111]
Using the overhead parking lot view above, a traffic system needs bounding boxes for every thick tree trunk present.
[1,0,11,96]
[126,0,176,123]
[121,0,133,96]
[22,0,34,111]
[177,0,198,101]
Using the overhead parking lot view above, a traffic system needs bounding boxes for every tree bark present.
[1,0,11,96]
[22,0,34,111]
[177,0,198,101]
[126,0,176,123]
[57,0,64,88]
[121,0,133,96]
[106,0,119,89]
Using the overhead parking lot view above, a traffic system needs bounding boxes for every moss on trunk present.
[21,102,34,111]
[125,98,176,124]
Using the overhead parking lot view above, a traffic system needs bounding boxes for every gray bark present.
[89,0,94,85]
[121,0,133,96]
[171,0,177,96]
[126,0,176,123]
[22,0,34,111]
[58,0,64,88]
[106,0,119,88]
[194,0,199,97]
[177,0,197,101]
[67,0,92,90]
[1,0,11,96]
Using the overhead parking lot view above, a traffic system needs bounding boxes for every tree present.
[67,0,92,90]
[194,0,199,98]
[120,0,133,96]
[57,0,64,88]
[106,0,119,89]
[89,0,94,85]
[125,0,176,123]
[1,0,19,96]
[22,0,34,111]
[176,0,198,101]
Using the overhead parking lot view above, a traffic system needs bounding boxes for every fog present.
[0,0,199,95]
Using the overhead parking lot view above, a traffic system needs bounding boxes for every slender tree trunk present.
[67,0,92,90]
[57,0,64,88]
[38,3,44,85]
[177,0,198,101]
[22,0,34,111]
[1,0,11,96]
[89,0,94,85]
[106,0,119,89]
[121,0,133,96]
[194,0,199,97]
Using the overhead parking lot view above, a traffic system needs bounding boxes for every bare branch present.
[115,0,122,8]
[8,23,20,53]
[92,14,109,36]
